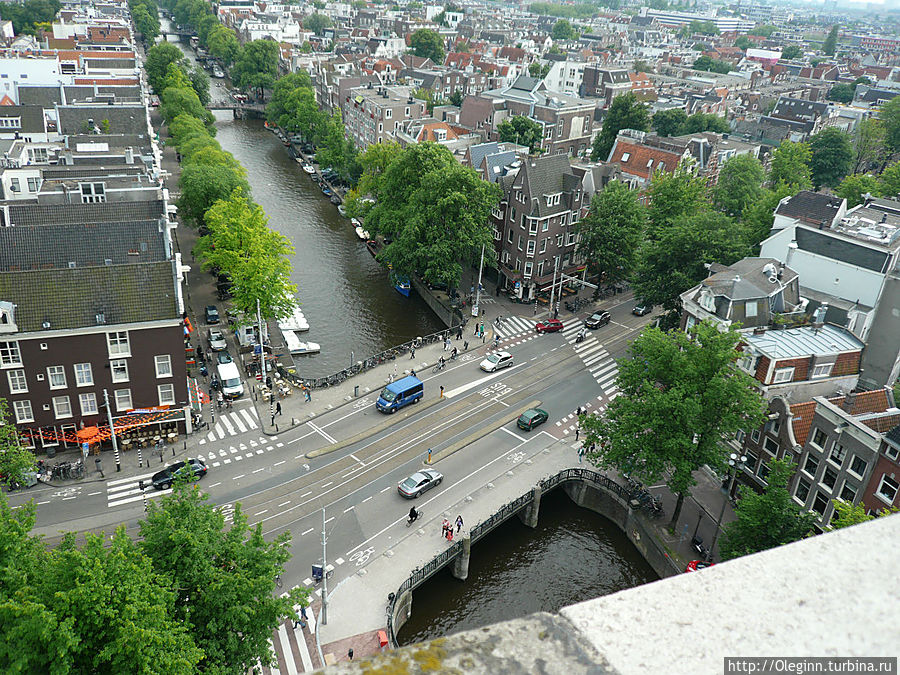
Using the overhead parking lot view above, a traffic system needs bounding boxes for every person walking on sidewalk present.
[456,326,463,340]
[304,388,311,402]
[578,445,586,463]
[411,345,416,359]
[441,519,450,537]
[275,401,282,417]
[455,515,463,533]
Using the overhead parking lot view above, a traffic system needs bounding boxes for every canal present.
[395,490,658,645]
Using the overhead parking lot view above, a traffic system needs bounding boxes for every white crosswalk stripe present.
[254,595,319,674]
[493,315,534,339]
[200,409,260,444]
[562,323,620,400]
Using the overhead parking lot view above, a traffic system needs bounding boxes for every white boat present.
[277,306,309,333]
[355,226,370,240]
[212,66,225,78]
[337,205,347,217]
[283,329,320,355]
[302,163,316,174]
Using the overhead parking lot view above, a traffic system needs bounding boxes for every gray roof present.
[775,190,844,225]
[39,164,147,180]
[57,105,147,136]
[6,200,164,227]
[743,323,865,359]
[468,142,501,171]
[796,227,890,272]
[520,154,577,218]
[0,261,178,332]
[702,258,799,301]
[0,220,166,272]
[0,105,46,134]
[17,85,142,106]
[483,151,518,183]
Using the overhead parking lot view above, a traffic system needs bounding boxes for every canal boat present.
[355,225,370,240]
[337,205,348,218]
[330,195,342,205]
[277,306,309,333]
[212,65,225,78]
[283,329,320,355]
[301,163,316,174]
[321,186,333,196]
[391,272,411,297]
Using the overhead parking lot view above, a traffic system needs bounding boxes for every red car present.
[685,560,715,573]
[535,319,564,333]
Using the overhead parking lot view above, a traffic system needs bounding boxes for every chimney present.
[125,146,134,164]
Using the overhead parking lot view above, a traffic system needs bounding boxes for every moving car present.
[397,469,443,498]
[216,351,233,365]
[535,319,564,333]
[207,329,227,351]
[217,362,243,399]
[205,305,220,323]
[479,351,514,372]
[584,311,611,329]
[150,458,207,490]
[517,408,549,431]
[632,304,652,316]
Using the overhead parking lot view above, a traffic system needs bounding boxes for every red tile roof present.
[790,389,894,445]
[608,141,682,179]
[789,401,818,445]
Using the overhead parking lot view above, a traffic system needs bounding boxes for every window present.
[523,261,533,278]
[839,481,857,502]
[385,108,392,118]
[529,219,538,235]
[53,395,72,419]
[812,491,829,515]
[79,392,98,415]
[735,430,746,444]
[821,466,838,491]
[811,363,833,378]
[556,233,564,247]
[507,229,514,244]
[510,207,516,222]
[795,477,811,503]
[887,445,900,461]
[621,152,630,162]
[849,455,867,478]
[9,177,20,193]
[158,383,176,406]
[772,367,794,383]
[811,428,827,447]
[107,331,130,357]
[114,389,133,412]
[803,454,819,478]
[13,399,33,423]
[875,474,898,504]
[540,237,548,253]
[764,437,779,455]
[0,116,21,128]
[155,355,172,378]
[526,240,535,256]
[829,443,846,467]
[47,365,67,389]
[27,177,40,192]
[751,429,761,443]
[772,420,780,434]
[28,147,48,163]
[545,194,560,206]
[517,236,523,251]
[745,301,758,318]
[110,359,129,383]
[758,462,770,482]
[74,363,93,387]
[566,232,577,246]
[80,182,106,203]
[744,451,758,472]
[0,340,22,367]
[7,369,27,393]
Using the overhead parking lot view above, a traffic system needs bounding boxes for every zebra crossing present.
[199,407,260,445]
[561,321,620,403]
[254,595,320,674]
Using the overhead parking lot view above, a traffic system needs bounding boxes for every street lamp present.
[709,452,747,558]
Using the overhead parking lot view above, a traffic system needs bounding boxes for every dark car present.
[585,311,611,329]
[205,305,220,323]
[535,319,564,333]
[397,469,443,498]
[216,351,233,365]
[632,304,652,316]
[517,408,549,431]
[150,458,207,490]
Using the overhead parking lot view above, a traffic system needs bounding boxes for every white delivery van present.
[217,362,243,399]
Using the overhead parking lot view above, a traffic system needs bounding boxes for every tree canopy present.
[497,115,544,153]
[0,0,60,34]
[304,12,333,35]
[645,159,708,233]
[651,108,688,137]
[591,93,649,161]
[145,42,187,94]
[0,399,36,488]
[835,174,880,208]
[551,18,577,41]
[827,83,855,104]
[409,28,445,63]
[851,118,886,174]
[879,96,900,155]
[769,140,812,191]
[206,24,241,65]
[781,44,802,60]
[713,154,766,218]
[809,126,853,189]
[822,25,838,55]
[692,55,731,74]
[231,40,280,98]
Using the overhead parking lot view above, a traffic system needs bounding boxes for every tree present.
[0,0,61,34]
[713,154,766,218]
[304,12,333,35]
[576,180,646,286]
[591,92,649,161]
[581,321,768,529]
[633,59,652,73]
[551,19,577,41]
[528,62,550,79]
[0,399,36,488]
[160,84,214,129]
[206,24,240,65]
[645,159,708,234]
[448,89,463,106]
[829,499,897,530]
[692,55,731,74]
[178,163,250,225]
[822,25,838,56]
[749,24,776,37]
[230,40,280,99]
[651,108,687,137]
[169,112,215,149]
[879,96,900,155]
[188,64,211,107]
[634,210,749,311]
[742,182,797,248]
[851,118,886,174]
[781,44,802,60]
[835,174,880,208]
[139,481,307,674]
[769,140,811,190]
[145,42,186,93]
[132,3,161,41]
[734,35,751,50]
[409,28,445,63]
[315,111,359,183]
[354,140,403,206]
[682,112,729,134]
[719,459,817,560]
[809,126,853,188]
[880,161,900,199]
[497,115,543,153]
[826,83,854,104]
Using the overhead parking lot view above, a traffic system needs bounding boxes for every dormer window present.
[699,288,715,312]
[545,193,561,207]
[621,152,630,162]
[647,159,653,169]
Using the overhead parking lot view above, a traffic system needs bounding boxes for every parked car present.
[535,319,564,333]
[632,304,652,316]
[150,458,207,490]
[205,305,220,323]
[517,408,549,431]
[685,560,715,573]
[584,311,611,329]
[397,469,443,498]
[207,329,227,351]
[216,351,233,365]
[479,351,514,372]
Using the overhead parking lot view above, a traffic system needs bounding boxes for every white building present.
[544,60,587,97]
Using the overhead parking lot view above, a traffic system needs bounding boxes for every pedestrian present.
[578,445,585,463]
[455,515,463,533]
[497,314,502,324]
[445,527,453,541]
[480,322,484,334]
[305,388,311,402]
[197,344,204,361]
[440,385,444,399]
[474,321,479,336]
[411,368,416,377]
[441,519,449,537]
[481,308,485,317]
[575,426,580,441]
[276,401,282,416]
[456,326,462,340]
[411,345,415,359]
[293,616,307,629]
[348,648,354,661]
[266,376,272,389]
[463,340,469,351]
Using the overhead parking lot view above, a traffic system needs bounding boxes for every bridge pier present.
[518,486,542,529]
[451,534,471,581]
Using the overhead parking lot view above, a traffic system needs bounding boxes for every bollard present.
[354,385,359,397]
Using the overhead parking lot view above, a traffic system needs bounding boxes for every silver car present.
[398,469,443,499]
[479,351,514,372]
[207,329,227,351]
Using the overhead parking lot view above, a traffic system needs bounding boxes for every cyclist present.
[439,356,445,369]
[450,346,458,360]
[408,506,419,524]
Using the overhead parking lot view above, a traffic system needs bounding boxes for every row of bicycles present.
[39,459,86,481]
[624,475,664,519]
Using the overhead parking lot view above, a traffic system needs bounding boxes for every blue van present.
[375,375,424,413]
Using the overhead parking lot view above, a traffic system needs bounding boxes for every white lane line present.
[276,624,298,675]
[233,474,246,480]
[308,421,337,444]
[349,453,364,465]
[255,510,268,516]
[252,467,265,473]
[324,516,334,524]
[321,481,333,488]
[239,408,258,428]
[343,506,354,513]
[38,500,50,505]
[107,472,156,487]
[380,486,392,493]
[230,412,248,434]
[301,528,314,536]
[223,458,231,464]
[499,426,526,442]
[273,460,285,467]
[361,495,372,503]
[220,414,236,436]
[208,482,221,488]
[215,423,225,440]
[278,501,291,507]
[88,491,102,496]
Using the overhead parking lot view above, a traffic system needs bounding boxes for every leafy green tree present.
[160,84,215,129]
[304,12,333,35]
[528,62,551,79]
[749,24,776,37]
[196,13,218,45]
[713,154,765,218]
[809,126,853,188]
[781,44,802,60]
[528,1,595,19]
[0,0,61,34]
[851,118,886,173]
[139,482,308,674]
[206,24,241,65]
[835,174,881,207]
[409,28,445,63]
[145,42,187,93]
[879,161,900,198]
[581,321,768,529]
[178,163,250,226]
[742,182,797,248]
[576,180,646,286]
[354,140,403,206]
[879,96,900,155]
[734,35,751,50]
[266,72,314,127]
[720,459,817,560]
[829,500,897,530]
[651,108,687,137]
[634,210,749,311]
[188,64,211,107]
[645,159,708,234]
[169,112,215,148]
[591,92,649,161]
[448,89,463,106]
[769,140,812,190]
[230,40,280,99]
[0,399,36,488]
[412,87,447,114]
[633,59,652,73]
[822,25,838,55]
[682,112,729,134]
[551,18,577,40]
[692,55,731,74]
[132,3,161,41]
[827,83,854,104]
[497,115,543,153]
[315,111,359,183]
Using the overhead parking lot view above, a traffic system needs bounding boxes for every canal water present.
[395,490,658,645]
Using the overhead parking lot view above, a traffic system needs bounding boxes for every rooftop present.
[742,323,865,359]
[833,198,900,249]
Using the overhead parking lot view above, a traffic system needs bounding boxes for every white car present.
[480,351,514,372]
